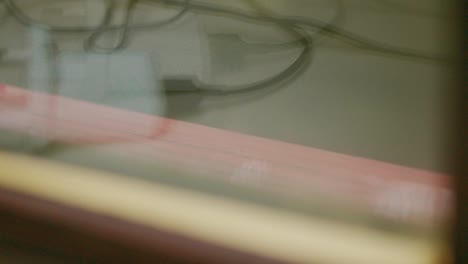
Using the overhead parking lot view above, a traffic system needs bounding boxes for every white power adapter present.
[56,51,166,116]
[25,28,166,115]
[1,28,166,152]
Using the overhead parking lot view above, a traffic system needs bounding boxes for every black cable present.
[2,0,443,97]
[158,0,438,96]
[5,0,442,60]
[162,0,345,96]
[4,0,191,32]
[186,0,319,96]
[284,16,443,61]
[189,34,312,96]
[84,0,193,53]
[5,0,191,52]
[154,0,442,61]
[83,0,134,53]
[4,0,320,96]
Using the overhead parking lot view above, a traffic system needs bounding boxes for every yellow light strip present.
[0,152,441,264]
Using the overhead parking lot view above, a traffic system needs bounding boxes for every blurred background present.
[0,0,463,263]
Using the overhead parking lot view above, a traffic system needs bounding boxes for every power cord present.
[3,0,444,60]
[161,0,346,96]
[3,0,319,96]
[4,0,190,32]
[84,0,192,53]
[154,0,442,61]
[2,0,444,97]
[4,0,191,52]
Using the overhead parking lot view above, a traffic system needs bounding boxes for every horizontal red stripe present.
[0,84,453,227]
